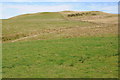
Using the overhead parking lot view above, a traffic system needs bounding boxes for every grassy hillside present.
[2,11,117,42]
[2,11,118,78]
[3,36,118,78]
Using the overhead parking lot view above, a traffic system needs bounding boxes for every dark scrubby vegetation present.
[2,33,28,42]
[67,12,98,17]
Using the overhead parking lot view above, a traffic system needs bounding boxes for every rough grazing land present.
[2,11,118,78]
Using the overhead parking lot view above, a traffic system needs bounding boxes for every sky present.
[0,0,120,2]
[0,2,119,19]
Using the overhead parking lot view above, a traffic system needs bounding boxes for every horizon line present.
[0,10,118,19]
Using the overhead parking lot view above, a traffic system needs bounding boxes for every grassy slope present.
[2,11,118,78]
[2,12,65,35]
[2,11,117,42]
[3,36,118,78]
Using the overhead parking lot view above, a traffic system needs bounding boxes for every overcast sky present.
[0,1,119,19]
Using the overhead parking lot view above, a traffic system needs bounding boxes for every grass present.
[3,35,118,78]
[2,11,117,37]
[2,12,96,42]
[2,11,118,78]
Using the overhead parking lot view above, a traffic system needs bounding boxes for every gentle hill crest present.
[2,10,117,42]
[8,11,116,20]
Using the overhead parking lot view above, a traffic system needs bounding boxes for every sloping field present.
[3,36,118,78]
[2,11,117,42]
[2,11,118,78]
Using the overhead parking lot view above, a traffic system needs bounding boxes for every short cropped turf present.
[3,35,118,78]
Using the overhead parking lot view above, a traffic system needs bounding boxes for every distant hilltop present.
[8,11,115,19]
